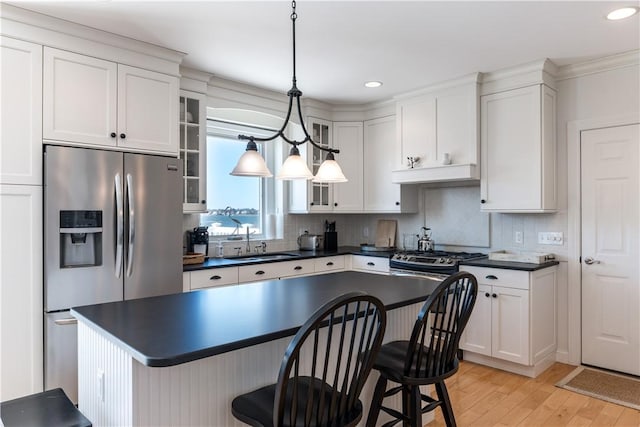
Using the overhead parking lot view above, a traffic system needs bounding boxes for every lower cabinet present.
[238,259,315,283]
[1,184,43,400]
[190,267,239,290]
[459,265,557,377]
[313,256,346,274]
[350,255,390,274]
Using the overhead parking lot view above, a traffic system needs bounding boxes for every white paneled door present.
[581,124,639,376]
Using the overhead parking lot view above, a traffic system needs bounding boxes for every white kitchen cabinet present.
[43,47,178,155]
[314,255,346,273]
[308,117,333,212]
[189,267,239,290]
[350,255,389,274]
[180,90,207,212]
[392,76,480,184]
[459,265,557,377]
[238,258,316,283]
[332,122,363,212]
[0,37,42,186]
[364,116,418,212]
[1,184,43,400]
[480,84,556,212]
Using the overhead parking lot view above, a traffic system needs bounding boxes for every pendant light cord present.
[238,1,339,155]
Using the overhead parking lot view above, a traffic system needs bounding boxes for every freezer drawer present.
[45,311,78,404]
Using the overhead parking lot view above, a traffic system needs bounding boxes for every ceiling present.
[9,1,640,105]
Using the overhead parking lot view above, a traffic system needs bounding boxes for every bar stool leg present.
[366,374,388,427]
[435,381,457,427]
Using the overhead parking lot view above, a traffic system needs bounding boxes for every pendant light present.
[230,1,347,182]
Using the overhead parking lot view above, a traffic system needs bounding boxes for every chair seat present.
[0,388,91,427]
[374,341,459,385]
[232,376,363,427]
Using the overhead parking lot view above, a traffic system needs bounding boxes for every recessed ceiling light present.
[607,7,638,20]
[364,81,382,88]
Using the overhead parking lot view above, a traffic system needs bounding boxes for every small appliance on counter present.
[298,231,321,251]
[187,226,209,256]
[324,220,338,251]
[417,227,435,252]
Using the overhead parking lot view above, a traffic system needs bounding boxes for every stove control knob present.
[439,258,446,263]
[445,257,452,264]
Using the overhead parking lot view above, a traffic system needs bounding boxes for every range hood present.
[391,163,479,184]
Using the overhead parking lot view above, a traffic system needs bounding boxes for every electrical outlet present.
[97,369,105,402]
[363,227,369,238]
[514,231,523,244]
[538,232,564,245]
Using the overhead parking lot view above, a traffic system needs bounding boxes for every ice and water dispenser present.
[59,210,103,268]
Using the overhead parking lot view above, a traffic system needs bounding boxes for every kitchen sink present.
[224,252,302,262]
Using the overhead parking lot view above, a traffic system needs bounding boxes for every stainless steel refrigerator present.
[43,145,183,403]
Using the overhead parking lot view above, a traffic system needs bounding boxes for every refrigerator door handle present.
[54,318,78,326]
[126,173,135,277]
[115,173,124,278]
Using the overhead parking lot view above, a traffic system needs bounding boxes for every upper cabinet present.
[0,36,42,186]
[364,116,418,212]
[43,47,179,155]
[179,90,207,212]
[289,118,364,213]
[392,74,480,184]
[332,121,363,212]
[480,82,557,213]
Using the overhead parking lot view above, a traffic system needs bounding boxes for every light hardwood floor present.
[425,361,640,427]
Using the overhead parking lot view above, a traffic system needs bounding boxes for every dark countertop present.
[460,257,559,271]
[72,271,439,368]
[183,245,394,271]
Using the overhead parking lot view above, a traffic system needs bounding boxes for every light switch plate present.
[538,232,563,245]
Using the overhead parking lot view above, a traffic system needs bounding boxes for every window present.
[200,120,276,238]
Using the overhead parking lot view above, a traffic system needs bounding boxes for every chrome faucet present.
[261,241,267,254]
[245,226,251,254]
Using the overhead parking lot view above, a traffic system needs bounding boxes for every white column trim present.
[566,113,640,366]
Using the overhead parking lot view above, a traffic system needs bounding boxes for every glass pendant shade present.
[276,146,313,180]
[230,142,273,177]
[313,153,348,182]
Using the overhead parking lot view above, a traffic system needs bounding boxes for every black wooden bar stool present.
[232,292,387,427]
[366,272,478,427]
[1,388,92,427]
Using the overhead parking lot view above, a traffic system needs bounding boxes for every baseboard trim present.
[462,351,556,378]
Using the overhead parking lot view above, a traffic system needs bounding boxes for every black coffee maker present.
[187,226,209,256]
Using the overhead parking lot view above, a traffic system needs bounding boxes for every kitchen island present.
[73,271,441,426]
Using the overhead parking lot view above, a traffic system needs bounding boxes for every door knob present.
[584,257,601,265]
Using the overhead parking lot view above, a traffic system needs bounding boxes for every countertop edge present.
[460,258,560,271]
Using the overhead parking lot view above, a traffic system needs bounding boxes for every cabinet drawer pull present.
[492,293,498,298]
[484,292,491,298]
[485,275,498,280]
[110,132,117,138]
[294,266,303,271]
[326,261,334,266]
[54,318,77,326]
[209,275,222,280]
[255,270,265,275]
[367,262,375,266]
[120,133,126,139]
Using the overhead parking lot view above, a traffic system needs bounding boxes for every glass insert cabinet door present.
[309,118,332,210]
[179,91,207,212]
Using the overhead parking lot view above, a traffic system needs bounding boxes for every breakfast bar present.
[72,271,441,426]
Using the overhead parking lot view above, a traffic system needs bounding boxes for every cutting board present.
[375,219,397,248]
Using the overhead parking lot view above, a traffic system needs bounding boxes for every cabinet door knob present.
[120,133,126,139]
[486,275,498,280]
[310,202,315,206]
[485,292,491,298]
[334,203,338,207]
[110,132,117,138]
[209,275,221,281]
[395,202,400,206]
[255,270,265,275]
[481,199,486,204]
[201,200,206,204]
[492,293,498,298]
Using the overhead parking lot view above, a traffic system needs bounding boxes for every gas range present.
[389,250,486,278]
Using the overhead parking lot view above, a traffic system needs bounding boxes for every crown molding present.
[479,58,558,95]
[394,72,482,101]
[555,50,640,81]
[0,3,184,75]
